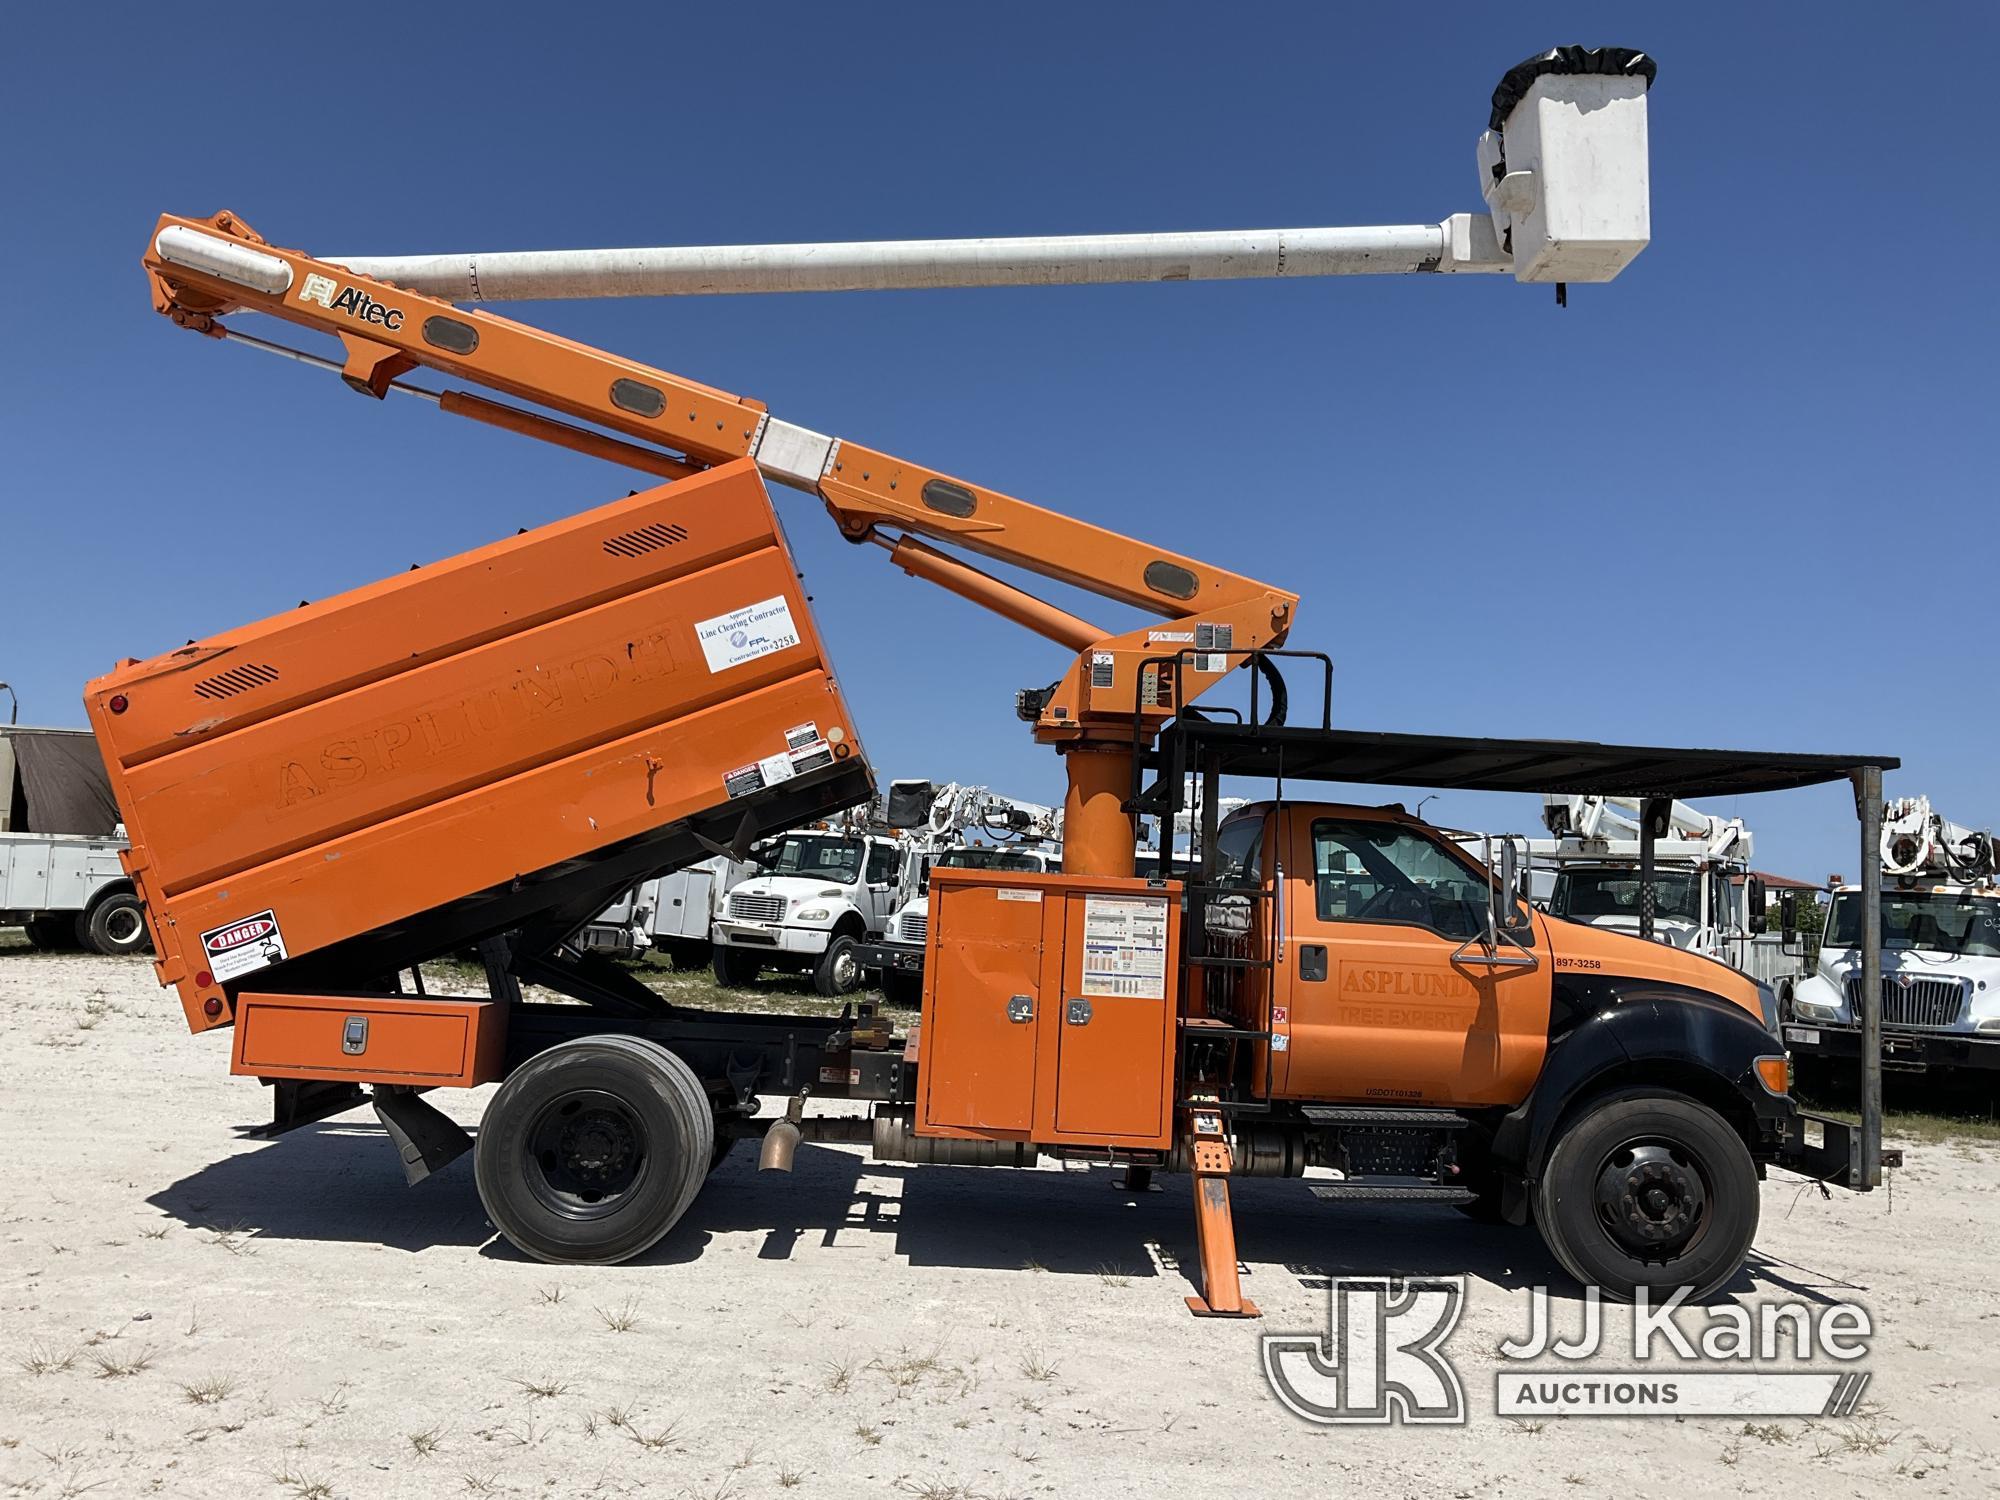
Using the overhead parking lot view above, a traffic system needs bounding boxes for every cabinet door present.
[1053,891,1174,1145]
[921,883,1044,1132]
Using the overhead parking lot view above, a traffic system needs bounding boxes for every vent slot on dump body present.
[603,522,689,558]
[193,662,280,700]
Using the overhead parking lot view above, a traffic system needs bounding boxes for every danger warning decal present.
[199,909,289,983]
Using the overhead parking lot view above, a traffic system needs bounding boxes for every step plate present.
[1308,1183,1476,1203]
[1301,1106,1469,1128]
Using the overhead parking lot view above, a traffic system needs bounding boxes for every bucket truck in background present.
[1784,797,2000,1076]
[860,780,1062,1005]
[1536,794,1768,969]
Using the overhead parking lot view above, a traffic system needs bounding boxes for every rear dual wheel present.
[474,1036,714,1265]
[1535,1089,1758,1302]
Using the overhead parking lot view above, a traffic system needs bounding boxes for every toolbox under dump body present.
[85,458,872,1034]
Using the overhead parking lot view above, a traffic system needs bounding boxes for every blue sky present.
[3,6,1993,882]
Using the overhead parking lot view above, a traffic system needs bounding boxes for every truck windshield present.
[768,835,864,882]
[1824,891,2000,957]
[921,847,1048,890]
[1550,870,1702,922]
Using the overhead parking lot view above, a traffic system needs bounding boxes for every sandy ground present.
[4,940,1998,1500]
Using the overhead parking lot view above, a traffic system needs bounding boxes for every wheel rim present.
[104,906,144,948]
[1591,1137,1713,1264]
[832,945,858,989]
[524,1089,651,1221]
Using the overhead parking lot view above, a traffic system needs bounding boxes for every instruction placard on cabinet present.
[1081,894,1167,999]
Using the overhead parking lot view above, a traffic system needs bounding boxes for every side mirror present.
[1779,890,1798,943]
[1747,875,1768,935]
[1499,840,1520,919]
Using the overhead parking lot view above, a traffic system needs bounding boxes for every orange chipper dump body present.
[86,459,872,1039]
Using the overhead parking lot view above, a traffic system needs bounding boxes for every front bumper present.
[1771,1108,1901,1186]
[1784,1021,2000,1072]
[713,919,830,957]
[858,940,924,975]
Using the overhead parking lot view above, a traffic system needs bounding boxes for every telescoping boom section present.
[137,212,1298,880]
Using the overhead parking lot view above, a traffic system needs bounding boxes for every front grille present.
[900,912,927,945]
[1843,974,1967,1029]
[729,893,786,923]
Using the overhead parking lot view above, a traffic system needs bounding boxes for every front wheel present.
[813,933,864,998]
[474,1035,714,1265]
[1535,1089,1758,1302]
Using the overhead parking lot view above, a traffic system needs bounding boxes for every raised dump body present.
[85,458,872,1035]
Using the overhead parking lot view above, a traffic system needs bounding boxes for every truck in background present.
[1,724,151,956]
[861,780,1063,1005]
[709,814,923,996]
[575,854,753,969]
[1533,794,1773,975]
[1784,797,2000,1076]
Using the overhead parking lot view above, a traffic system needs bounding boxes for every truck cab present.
[1785,879,2000,1073]
[711,828,919,996]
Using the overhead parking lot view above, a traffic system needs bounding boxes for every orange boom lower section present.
[86,458,872,1033]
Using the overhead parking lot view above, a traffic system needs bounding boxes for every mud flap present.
[372,1087,473,1186]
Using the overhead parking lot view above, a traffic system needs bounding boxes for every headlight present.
[1791,997,1844,1023]
[795,906,832,922]
[1975,1017,2000,1034]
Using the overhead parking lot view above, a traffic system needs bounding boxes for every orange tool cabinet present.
[917,868,1181,1150]
[231,993,506,1087]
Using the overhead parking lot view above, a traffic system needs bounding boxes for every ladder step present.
[1180,1020,1269,1041]
[1300,1105,1470,1129]
[1182,954,1272,969]
[1307,1183,1476,1204]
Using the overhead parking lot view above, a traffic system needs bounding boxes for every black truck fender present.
[1487,979,1793,1224]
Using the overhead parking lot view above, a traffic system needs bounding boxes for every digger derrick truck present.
[93,48,1896,1306]
[1784,797,2000,1075]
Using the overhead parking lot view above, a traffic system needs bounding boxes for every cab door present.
[1271,812,1551,1107]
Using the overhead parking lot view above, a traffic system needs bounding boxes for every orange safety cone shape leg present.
[1184,1138,1260,1318]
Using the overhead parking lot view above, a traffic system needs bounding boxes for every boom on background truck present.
[92,49,1896,1309]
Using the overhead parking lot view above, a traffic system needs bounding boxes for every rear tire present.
[1535,1089,1758,1302]
[24,915,76,951]
[881,967,922,1008]
[813,933,863,998]
[711,945,762,989]
[662,939,712,972]
[81,892,151,956]
[474,1035,713,1265]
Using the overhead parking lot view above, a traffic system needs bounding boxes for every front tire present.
[474,1036,714,1265]
[1535,1089,1758,1302]
[813,933,863,998]
[81,892,151,956]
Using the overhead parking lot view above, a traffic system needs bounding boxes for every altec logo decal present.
[205,916,275,953]
[298,272,404,330]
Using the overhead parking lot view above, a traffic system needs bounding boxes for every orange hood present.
[1539,914,1765,1020]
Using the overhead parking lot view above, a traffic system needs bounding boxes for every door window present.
[1310,820,1492,940]
[865,842,900,885]
[1211,813,1266,889]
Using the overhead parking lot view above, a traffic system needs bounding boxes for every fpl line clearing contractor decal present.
[696,596,801,674]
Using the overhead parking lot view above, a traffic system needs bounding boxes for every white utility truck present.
[709,813,922,996]
[860,780,1064,1005]
[575,854,752,969]
[0,725,151,955]
[1785,797,2000,1075]
[1536,794,1770,971]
